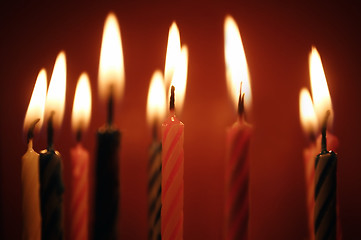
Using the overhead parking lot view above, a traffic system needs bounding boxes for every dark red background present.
[1,1,361,239]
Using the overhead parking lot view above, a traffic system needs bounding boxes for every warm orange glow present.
[45,51,67,129]
[299,88,318,136]
[309,46,333,128]
[224,15,252,113]
[146,70,166,126]
[98,12,125,102]
[23,69,47,133]
[71,73,92,133]
[169,45,188,114]
[164,22,181,90]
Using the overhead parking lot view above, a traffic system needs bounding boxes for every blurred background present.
[1,0,360,239]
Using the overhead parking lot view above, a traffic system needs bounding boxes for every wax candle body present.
[161,114,184,240]
[225,117,251,240]
[304,132,339,240]
[94,126,121,240]
[22,140,41,240]
[148,141,162,240]
[315,149,337,240]
[70,143,89,240]
[39,148,65,240]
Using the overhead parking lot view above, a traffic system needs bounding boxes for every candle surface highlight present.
[224,15,252,240]
[161,23,187,240]
[147,70,166,240]
[22,69,47,240]
[70,73,92,240]
[40,51,66,239]
[94,12,124,240]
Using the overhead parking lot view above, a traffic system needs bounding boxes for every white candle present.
[22,69,47,240]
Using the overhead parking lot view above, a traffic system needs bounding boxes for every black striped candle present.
[148,140,162,240]
[39,115,65,240]
[314,113,337,240]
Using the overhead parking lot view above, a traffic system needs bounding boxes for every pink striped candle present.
[161,86,184,240]
[224,100,251,240]
[70,73,92,240]
[224,15,253,240]
[70,143,89,240]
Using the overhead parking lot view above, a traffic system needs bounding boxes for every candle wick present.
[152,122,158,141]
[76,128,82,143]
[170,85,175,112]
[47,111,55,150]
[238,82,245,117]
[321,110,330,154]
[107,91,114,127]
[27,118,40,143]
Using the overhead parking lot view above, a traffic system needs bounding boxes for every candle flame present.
[169,45,188,114]
[224,15,252,113]
[299,88,318,137]
[45,51,67,129]
[164,22,181,91]
[98,12,125,102]
[146,70,166,126]
[23,69,47,133]
[71,73,92,133]
[309,46,333,128]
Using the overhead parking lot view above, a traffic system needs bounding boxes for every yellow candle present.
[22,69,47,240]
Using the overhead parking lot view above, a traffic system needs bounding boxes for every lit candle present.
[224,15,252,240]
[161,22,188,240]
[146,70,166,240]
[22,69,47,240]
[309,47,340,240]
[70,73,92,240]
[94,12,125,240]
[39,51,67,239]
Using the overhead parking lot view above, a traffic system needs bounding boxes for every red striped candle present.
[225,116,251,240]
[224,15,253,240]
[70,73,92,240]
[161,87,184,240]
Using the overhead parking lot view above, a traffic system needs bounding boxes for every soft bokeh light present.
[224,15,252,113]
[299,88,318,137]
[164,22,181,91]
[23,69,47,133]
[169,45,188,114]
[146,70,166,126]
[71,73,92,133]
[98,12,125,102]
[45,51,67,129]
[309,46,333,128]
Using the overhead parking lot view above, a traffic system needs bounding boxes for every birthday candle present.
[224,15,253,240]
[22,69,47,240]
[39,51,66,240]
[94,12,125,240]
[70,73,92,240]
[161,22,188,240]
[308,47,340,240]
[146,71,166,240]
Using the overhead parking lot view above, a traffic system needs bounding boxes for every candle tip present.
[170,85,175,111]
[76,129,82,143]
[27,118,40,143]
[107,92,114,127]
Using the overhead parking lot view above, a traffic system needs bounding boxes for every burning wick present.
[107,87,114,127]
[170,85,175,111]
[47,111,55,150]
[238,82,245,117]
[321,110,331,154]
[27,118,40,143]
